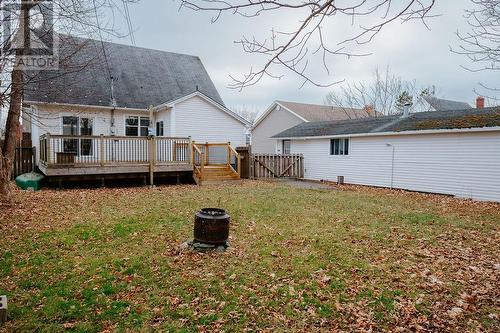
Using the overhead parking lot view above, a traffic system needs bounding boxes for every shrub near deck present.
[0,181,499,332]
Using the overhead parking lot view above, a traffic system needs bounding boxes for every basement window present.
[330,138,349,156]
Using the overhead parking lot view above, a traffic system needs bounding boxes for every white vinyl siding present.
[173,95,247,146]
[252,105,304,153]
[291,131,500,202]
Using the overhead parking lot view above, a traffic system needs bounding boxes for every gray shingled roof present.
[24,34,224,108]
[272,107,500,138]
[423,96,471,111]
[277,101,380,122]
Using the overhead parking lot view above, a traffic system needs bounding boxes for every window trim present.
[282,139,291,154]
[61,115,94,156]
[156,121,164,137]
[330,138,350,156]
[124,115,150,137]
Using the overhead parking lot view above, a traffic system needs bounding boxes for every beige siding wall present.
[30,104,149,165]
[291,131,500,202]
[33,104,113,136]
[173,95,247,146]
[252,105,303,153]
[155,108,172,136]
[113,109,151,136]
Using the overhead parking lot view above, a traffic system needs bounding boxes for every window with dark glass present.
[126,116,149,137]
[79,118,93,156]
[63,116,93,156]
[330,138,349,156]
[62,116,78,154]
[156,121,164,136]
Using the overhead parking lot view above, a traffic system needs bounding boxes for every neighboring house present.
[22,35,250,180]
[251,100,378,153]
[273,106,500,202]
[417,95,472,112]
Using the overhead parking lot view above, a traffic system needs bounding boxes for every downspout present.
[386,143,395,189]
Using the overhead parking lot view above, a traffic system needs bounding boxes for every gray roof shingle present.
[272,107,500,138]
[277,101,380,122]
[24,34,224,108]
[423,96,471,111]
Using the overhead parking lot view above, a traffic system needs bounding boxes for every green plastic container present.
[15,172,44,191]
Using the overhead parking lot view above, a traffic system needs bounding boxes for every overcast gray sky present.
[113,0,498,112]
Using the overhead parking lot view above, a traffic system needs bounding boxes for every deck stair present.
[192,142,241,185]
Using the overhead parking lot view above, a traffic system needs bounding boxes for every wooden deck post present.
[205,142,209,165]
[99,134,104,166]
[188,137,193,166]
[149,136,155,186]
[148,105,154,186]
[46,133,51,165]
[227,142,231,167]
[237,154,241,178]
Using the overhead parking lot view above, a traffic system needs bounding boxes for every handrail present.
[39,134,191,167]
[228,145,238,156]
[45,134,191,140]
[193,144,202,155]
[192,143,205,181]
[227,144,241,178]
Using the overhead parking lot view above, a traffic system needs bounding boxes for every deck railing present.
[192,144,205,181]
[192,142,241,181]
[39,134,191,167]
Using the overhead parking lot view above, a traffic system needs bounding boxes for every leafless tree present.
[231,105,260,123]
[453,0,500,99]
[0,0,138,200]
[324,66,437,116]
[180,0,437,90]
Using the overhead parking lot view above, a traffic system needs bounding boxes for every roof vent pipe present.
[402,103,411,118]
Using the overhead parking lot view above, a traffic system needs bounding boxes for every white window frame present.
[156,121,164,137]
[282,139,291,154]
[125,115,150,137]
[60,115,95,157]
[330,138,350,156]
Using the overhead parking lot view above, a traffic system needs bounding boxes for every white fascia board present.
[252,101,309,130]
[276,102,309,123]
[275,126,500,140]
[24,100,148,113]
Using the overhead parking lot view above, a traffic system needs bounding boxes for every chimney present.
[476,96,485,109]
[402,103,411,117]
[363,105,375,116]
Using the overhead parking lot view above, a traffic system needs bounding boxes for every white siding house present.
[252,101,378,153]
[27,91,249,166]
[22,35,250,178]
[274,107,500,202]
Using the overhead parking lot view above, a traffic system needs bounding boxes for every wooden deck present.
[38,135,242,184]
[38,134,193,177]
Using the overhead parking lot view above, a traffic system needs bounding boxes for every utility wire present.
[122,0,135,45]
[92,0,114,104]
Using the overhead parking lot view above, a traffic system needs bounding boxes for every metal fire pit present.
[194,208,230,245]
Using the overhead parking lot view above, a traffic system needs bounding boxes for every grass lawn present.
[0,181,499,332]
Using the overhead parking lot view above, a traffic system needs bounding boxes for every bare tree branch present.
[180,0,437,90]
[324,66,438,116]
[453,0,500,99]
